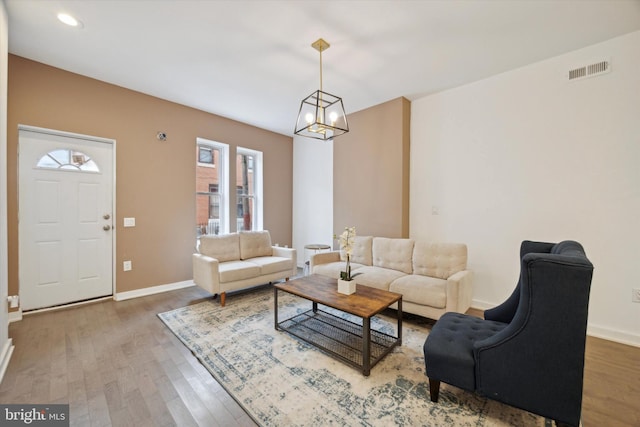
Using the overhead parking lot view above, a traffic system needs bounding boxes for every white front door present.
[18,127,114,311]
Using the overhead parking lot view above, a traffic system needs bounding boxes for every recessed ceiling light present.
[57,13,83,28]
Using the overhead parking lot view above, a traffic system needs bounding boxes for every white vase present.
[337,278,356,295]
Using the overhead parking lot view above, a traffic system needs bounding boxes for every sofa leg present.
[429,379,440,402]
[220,292,226,307]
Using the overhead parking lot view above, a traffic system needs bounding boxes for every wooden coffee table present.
[274,274,402,376]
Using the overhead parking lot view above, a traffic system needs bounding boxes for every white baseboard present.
[587,324,640,348]
[7,282,196,322]
[0,338,14,384]
[8,310,22,323]
[471,299,640,348]
[115,280,195,301]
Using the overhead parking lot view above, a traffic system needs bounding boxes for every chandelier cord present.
[319,47,323,93]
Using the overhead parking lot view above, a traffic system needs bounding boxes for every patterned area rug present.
[158,285,547,426]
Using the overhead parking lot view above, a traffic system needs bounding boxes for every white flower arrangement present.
[339,226,356,281]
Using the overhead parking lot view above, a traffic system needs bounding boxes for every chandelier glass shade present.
[294,39,349,141]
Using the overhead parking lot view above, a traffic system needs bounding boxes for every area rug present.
[158,286,547,426]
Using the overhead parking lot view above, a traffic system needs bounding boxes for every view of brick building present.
[196,144,254,236]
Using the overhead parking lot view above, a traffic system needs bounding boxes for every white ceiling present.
[6,0,640,137]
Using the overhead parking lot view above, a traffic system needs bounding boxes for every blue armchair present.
[423,240,594,427]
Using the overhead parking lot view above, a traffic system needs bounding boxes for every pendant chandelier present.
[294,38,349,141]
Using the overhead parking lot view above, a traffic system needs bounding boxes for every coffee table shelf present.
[277,308,399,370]
[274,275,402,376]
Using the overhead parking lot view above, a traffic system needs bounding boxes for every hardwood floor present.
[1,286,638,426]
[1,286,257,427]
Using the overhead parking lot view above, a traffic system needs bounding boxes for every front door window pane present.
[36,149,100,172]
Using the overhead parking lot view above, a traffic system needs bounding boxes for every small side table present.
[303,243,331,276]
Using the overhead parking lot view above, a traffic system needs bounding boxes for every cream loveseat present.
[310,236,472,320]
[193,230,297,306]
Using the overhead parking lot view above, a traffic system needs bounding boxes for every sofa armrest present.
[192,253,221,295]
[310,251,340,271]
[272,246,297,277]
[445,270,474,314]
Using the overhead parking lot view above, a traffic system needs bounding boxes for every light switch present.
[124,217,136,227]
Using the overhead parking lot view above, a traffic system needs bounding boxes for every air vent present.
[568,59,611,81]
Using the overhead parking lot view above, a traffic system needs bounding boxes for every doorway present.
[18,126,115,311]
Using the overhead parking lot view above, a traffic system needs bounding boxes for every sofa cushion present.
[413,242,467,279]
[390,275,447,309]
[352,266,406,291]
[372,237,415,274]
[218,260,261,282]
[199,233,240,262]
[312,262,365,280]
[340,236,373,266]
[239,231,273,260]
[247,256,293,276]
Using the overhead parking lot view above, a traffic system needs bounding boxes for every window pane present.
[198,146,213,164]
[79,160,100,172]
[237,153,254,195]
[49,149,69,164]
[37,154,61,168]
[196,193,220,236]
[237,195,253,231]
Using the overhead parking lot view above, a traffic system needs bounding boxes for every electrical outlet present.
[123,260,132,271]
[633,288,640,303]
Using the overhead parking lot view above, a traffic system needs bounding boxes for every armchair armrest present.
[445,269,474,314]
[192,253,221,295]
[309,251,340,271]
[272,246,297,276]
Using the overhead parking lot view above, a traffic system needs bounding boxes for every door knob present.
[103,225,111,231]
[103,214,111,220]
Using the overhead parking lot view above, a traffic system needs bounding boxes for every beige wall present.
[7,55,293,299]
[333,97,410,238]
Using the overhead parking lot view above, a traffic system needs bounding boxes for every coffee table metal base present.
[275,290,402,376]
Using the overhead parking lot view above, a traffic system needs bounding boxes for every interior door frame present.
[18,124,117,306]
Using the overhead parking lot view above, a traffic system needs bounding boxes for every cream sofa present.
[310,236,472,320]
[193,230,296,306]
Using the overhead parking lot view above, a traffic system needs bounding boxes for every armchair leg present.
[429,379,440,402]
[220,292,226,307]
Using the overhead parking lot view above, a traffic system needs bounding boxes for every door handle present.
[103,214,111,220]
[103,225,111,231]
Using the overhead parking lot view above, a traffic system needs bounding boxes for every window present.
[236,147,263,231]
[198,146,214,166]
[36,149,99,172]
[196,138,229,237]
